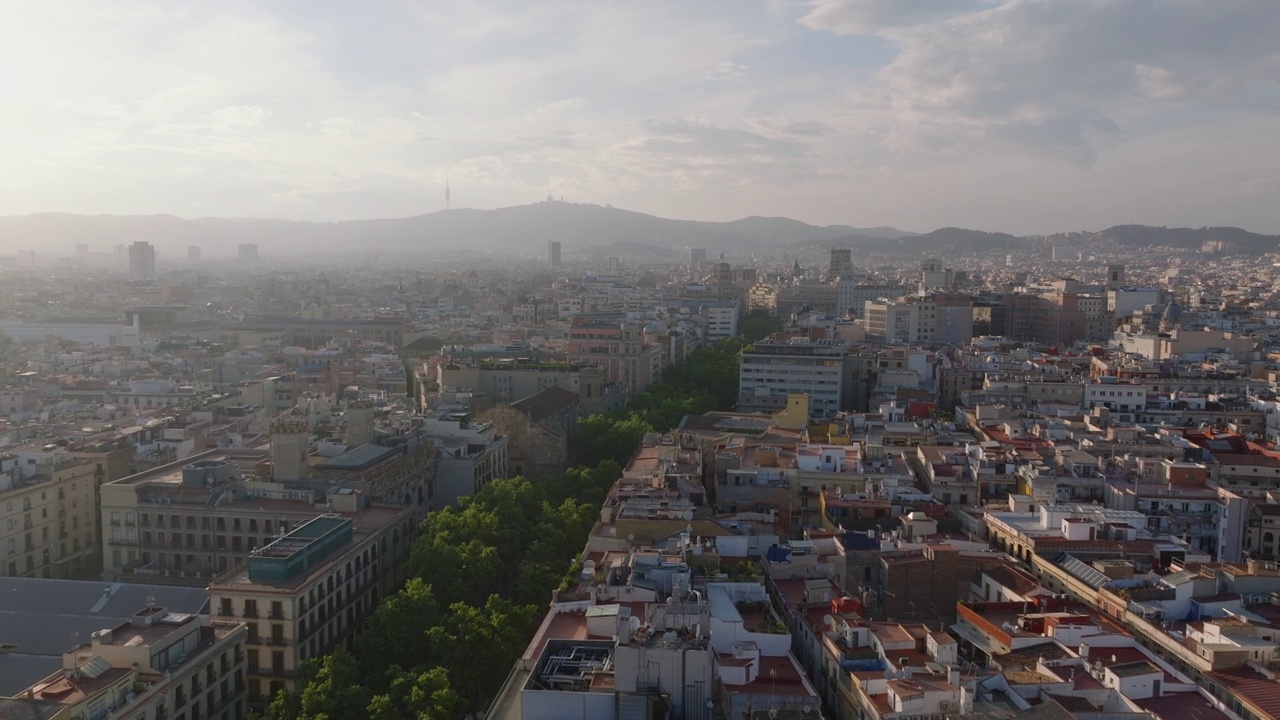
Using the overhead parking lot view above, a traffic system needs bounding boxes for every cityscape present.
[4,219,1280,720]
[5,2,1280,720]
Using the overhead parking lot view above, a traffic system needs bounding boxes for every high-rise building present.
[689,247,707,273]
[188,245,202,261]
[548,241,562,268]
[238,243,259,262]
[128,241,156,279]
[73,243,89,258]
[710,261,734,285]
[830,247,853,280]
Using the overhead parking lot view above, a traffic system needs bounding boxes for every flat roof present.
[0,578,209,696]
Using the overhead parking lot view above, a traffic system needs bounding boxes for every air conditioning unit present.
[939,701,955,711]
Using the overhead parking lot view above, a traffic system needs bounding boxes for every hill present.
[0,202,915,256]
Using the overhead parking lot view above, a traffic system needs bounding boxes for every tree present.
[426,595,538,715]
[367,666,461,720]
[268,651,370,720]
[740,308,783,343]
[358,578,442,687]
[573,413,653,466]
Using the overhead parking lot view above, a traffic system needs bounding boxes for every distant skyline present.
[2,1,1278,236]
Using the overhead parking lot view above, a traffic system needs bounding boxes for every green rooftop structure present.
[246,514,352,583]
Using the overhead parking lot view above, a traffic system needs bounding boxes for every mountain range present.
[0,201,1275,257]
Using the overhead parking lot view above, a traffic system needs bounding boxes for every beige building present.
[8,606,247,720]
[1,449,99,579]
[101,422,436,585]
[208,509,415,707]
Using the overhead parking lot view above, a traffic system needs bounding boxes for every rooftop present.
[0,578,209,696]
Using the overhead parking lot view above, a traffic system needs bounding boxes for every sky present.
[1,0,1278,235]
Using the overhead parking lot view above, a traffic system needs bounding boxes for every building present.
[222,317,408,348]
[128,241,156,280]
[99,424,436,584]
[420,407,510,508]
[1,448,99,579]
[0,576,215,698]
[565,318,661,396]
[434,359,599,406]
[679,300,739,341]
[690,247,708,273]
[0,317,144,347]
[481,386,580,480]
[548,241,562,268]
[189,245,202,261]
[208,511,415,707]
[863,297,971,345]
[829,247,853,280]
[238,243,259,262]
[738,337,848,416]
[6,605,248,720]
[836,283,904,319]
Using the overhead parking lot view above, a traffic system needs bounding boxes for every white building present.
[738,338,847,416]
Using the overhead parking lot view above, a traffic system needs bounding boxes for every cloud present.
[704,61,748,82]
[211,105,272,129]
[800,0,979,34]
[0,0,1278,232]
[829,0,1280,163]
[636,119,809,159]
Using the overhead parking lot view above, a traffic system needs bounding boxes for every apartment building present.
[434,359,599,406]
[565,318,661,396]
[737,337,848,416]
[11,605,247,720]
[208,509,415,707]
[420,407,510,509]
[100,427,435,585]
[1,448,98,579]
[864,297,974,345]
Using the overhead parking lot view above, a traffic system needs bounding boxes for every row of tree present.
[265,310,779,719]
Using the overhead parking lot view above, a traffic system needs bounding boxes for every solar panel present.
[1057,554,1111,589]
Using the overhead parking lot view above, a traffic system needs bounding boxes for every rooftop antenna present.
[445,173,451,211]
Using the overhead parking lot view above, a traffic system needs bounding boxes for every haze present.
[3,0,1278,235]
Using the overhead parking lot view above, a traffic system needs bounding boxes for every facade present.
[689,247,708,273]
[100,428,435,584]
[128,241,156,280]
[435,360,591,405]
[864,298,973,345]
[237,243,259,262]
[0,450,99,579]
[420,407,510,509]
[481,386,579,480]
[0,318,142,348]
[208,510,415,708]
[737,338,847,416]
[565,318,660,396]
[548,241,562,268]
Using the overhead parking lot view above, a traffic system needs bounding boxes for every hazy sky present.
[2,1,1278,234]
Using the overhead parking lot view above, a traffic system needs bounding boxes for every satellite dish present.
[823,614,834,627]
[627,534,635,542]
